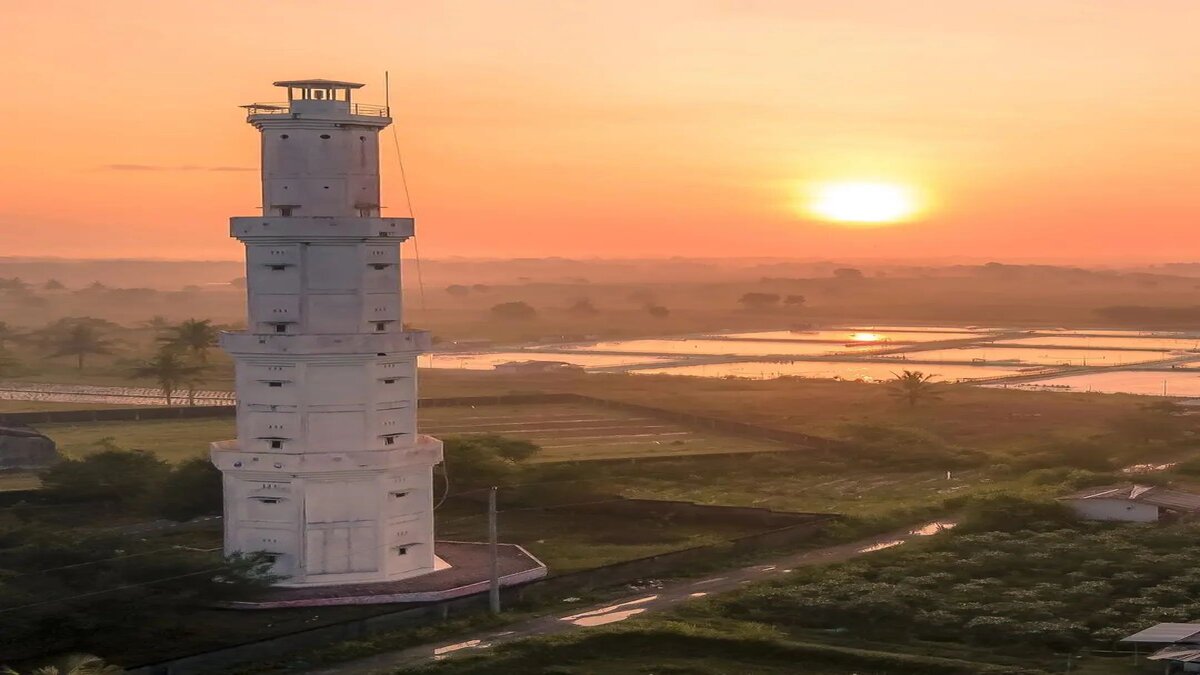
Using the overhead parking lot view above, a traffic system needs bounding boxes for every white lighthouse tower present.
[211,79,443,587]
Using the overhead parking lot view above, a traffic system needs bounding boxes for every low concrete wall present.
[125,514,835,675]
[0,405,237,425]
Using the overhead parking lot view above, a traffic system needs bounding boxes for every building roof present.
[1122,623,1200,644]
[273,79,365,89]
[1059,484,1200,512]
[1150,645,1200,662]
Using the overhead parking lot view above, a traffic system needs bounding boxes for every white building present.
[212,79,443,587]
[1059,484,1200,523]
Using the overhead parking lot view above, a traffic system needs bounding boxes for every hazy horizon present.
[5,1,1200,262]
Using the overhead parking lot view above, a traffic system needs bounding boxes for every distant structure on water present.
[493,360,584,374]
[211,79,443,586]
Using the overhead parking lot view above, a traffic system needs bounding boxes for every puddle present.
[688,592,709,598]
[561,595,658,627]
[433,639,488,657]
[692,577,726,586]
[860,521,958,553]
[858,540,903,553]
[1123,463,1177,474]
[909,521,957,536]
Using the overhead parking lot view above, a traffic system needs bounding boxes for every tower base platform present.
[222,541,547,609]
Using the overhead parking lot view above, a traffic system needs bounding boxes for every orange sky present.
[3,0,1200,262]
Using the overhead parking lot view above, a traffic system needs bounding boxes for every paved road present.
[304,521,954,675]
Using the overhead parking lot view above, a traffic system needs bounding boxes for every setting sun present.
[808,181,920,226]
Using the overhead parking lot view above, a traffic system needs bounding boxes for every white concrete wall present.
[261,121,382,218]
[214,82,441,587]
[245,242,402,335]
[1066,498,1159,523]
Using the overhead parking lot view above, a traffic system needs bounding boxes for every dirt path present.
[303,521,954,675]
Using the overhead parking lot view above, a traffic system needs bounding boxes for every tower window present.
[396,547,408,556]
[268,264,286,271]
[384,436,395,445]
[279,207,293,217]
[274,324,287,333]
[320,134,331,139]
[267,381,283,388]
[280,134,289,139]
[270,440,283,449]
[375,322,386,331]
[383,378,396,384]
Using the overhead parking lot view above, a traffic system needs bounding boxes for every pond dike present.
[0,392,847,454]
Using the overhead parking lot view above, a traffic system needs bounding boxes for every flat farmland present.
[420,402,787,462]
[29,402,788,465]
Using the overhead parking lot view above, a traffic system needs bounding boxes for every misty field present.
[32,402,786,466]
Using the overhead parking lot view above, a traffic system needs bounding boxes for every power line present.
[4,545,221,579]
[386,91,426,313]
[0,566,226,615]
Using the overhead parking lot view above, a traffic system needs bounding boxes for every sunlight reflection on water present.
[560,595,659,627]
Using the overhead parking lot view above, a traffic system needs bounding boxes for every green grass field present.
[33,402,788,465]
[436,505,753,574]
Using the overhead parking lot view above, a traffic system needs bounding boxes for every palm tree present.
[888,370,943,407]
[131,346,204,406]
[0,348,17,377]
[160,319,220,363]
[45,323,114,370]
[139,315,171,333]
[0,320,19,348]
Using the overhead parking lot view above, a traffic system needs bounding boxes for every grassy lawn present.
[0,400,128,413]
[33,401,789,465]
[422,403,786,463]
[423,371,1149,451]
[38,417,235,462]
[0,472,41,491]
[436,504,754,574]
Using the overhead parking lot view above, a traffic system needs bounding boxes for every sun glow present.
[807,181,920,225]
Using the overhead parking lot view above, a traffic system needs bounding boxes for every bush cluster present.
[713,499,1200,653]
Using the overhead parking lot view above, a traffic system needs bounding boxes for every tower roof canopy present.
[273,79,365,89]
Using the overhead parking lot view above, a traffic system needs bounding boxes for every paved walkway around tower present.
[303,520,954,674]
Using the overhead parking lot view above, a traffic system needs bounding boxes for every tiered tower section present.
[212,79,443,587]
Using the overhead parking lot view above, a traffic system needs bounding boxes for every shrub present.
[490,301,537,320]
[154,458,223,521]
[39,449,169,508]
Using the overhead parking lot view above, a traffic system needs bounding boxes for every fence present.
[125,512,835,675]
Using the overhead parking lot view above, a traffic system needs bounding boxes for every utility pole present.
[488,486,500,614]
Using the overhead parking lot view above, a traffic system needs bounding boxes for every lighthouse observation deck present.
[242,79,389,121]
[242,101,390,117]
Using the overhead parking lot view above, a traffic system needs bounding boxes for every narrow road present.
[303,521,954,675]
